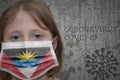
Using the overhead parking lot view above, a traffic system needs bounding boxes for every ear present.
[52,37,57,50]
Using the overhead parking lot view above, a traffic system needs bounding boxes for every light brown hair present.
[0,0,63,80]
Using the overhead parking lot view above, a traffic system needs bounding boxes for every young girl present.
[0,0,63,80]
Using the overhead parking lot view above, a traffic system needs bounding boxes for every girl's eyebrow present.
[6,31,21,38]
[7,29,49,36]
[30,29,49,34]
[7,31,21,34]
[30,29,41,32]
[8,29,41,34]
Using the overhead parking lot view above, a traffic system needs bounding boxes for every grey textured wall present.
[0,0,120,80]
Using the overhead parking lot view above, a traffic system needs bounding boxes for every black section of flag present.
[3,47,50,58]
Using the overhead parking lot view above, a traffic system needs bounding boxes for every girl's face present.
[3,9,57,80]
[3,10,53,42]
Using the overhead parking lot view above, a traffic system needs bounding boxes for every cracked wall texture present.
[0,0,120,80]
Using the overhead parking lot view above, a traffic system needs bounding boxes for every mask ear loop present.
[51,37,57,50]
[0,41,2,53]
[0,41,3,58]
[0,42,3,69]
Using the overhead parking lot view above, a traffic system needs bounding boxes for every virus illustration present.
[85,48,120,80]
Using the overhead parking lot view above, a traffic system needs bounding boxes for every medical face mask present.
[0,41,59,80]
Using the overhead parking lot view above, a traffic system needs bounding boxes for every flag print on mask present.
[0,41,59,80]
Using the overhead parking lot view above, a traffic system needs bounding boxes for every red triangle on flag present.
[1,52,27,79]
[31,50,55,78]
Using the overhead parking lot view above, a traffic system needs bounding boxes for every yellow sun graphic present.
[19,50,36,61]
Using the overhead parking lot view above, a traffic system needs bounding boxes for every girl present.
[0,0,63,80]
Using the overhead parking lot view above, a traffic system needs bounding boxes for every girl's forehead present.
[13,10,34,23]
[5,10,47,32]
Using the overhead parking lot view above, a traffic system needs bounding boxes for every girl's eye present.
[34,34,42,39]
[10,35,20,40]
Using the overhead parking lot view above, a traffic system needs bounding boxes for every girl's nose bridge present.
[23,36,29,41]
[21,30,33,41]
[23,34,30,41]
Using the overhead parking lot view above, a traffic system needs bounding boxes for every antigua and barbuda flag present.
[0,41,59,80]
